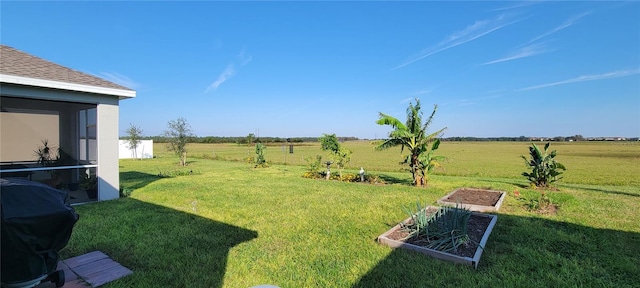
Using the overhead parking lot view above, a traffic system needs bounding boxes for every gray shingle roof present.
[0,45,133,91]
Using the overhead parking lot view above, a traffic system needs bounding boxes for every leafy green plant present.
[119,186,133,197]
[319,133,352,178]
[304,155,323,174]
[79,172,97,191]
[34,139,57,167]
[522,142,566,188]
[375,99,446,187]
[254,143,268,168]
[400,203,474,253]
[416,138,445,186]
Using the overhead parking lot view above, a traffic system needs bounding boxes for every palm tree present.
[375,99,446,187]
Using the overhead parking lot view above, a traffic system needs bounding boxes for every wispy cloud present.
[519,69,640,91]
[528,11,590,43]
[99,72,140,89]
[413,89,432,96]
[393,14,520,70]
[205,64,235,94]
[482,42,549,65]
[490,1,540,12]
[205,47,252,94]
[238,47,253,66]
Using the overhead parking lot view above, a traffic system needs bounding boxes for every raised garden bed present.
[377,206,498,269]
[437,188,506,212]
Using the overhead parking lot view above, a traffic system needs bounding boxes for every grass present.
[61,142,640,287]
[162,141,640,186]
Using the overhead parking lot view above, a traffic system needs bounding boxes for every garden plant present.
[375,98,446,187]
[319,133,352,178]
[521,142,566,188]
[401,203,474,253]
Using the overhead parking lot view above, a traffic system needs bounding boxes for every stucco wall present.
[96,102,119,201]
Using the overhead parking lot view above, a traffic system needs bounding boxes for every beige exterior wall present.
[0,110,59,162]
[96,103,119,201]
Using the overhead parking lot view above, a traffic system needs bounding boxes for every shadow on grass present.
[558,183,640,198]
[353,214,640,287]
[377,174,413,185]
[119,171,161,190]
[62,198,258,288]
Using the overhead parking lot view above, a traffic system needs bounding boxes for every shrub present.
[304,155,323,174]
[254,143,268,168]
[521,142,566,188]
[119,186,133,198]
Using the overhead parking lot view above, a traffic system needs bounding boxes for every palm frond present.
[376,113,406,130]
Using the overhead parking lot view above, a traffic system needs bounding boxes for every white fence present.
[119,140,153,159]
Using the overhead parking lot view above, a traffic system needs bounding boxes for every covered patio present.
[0,45,136,203]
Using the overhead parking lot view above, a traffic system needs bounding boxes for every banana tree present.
[375,99,446,187]
[521,142,566,188]
[416,139,445,186]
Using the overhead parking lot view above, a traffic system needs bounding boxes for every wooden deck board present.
[36,251,132,287]
[84,265,133,287]
[63,251,108,269]
[72,258,120,278]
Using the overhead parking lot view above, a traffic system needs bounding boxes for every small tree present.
[255,142,268,168]
[245,133,255,145]
[319,134,340,153]
[125,123,143,159]
[521,142,566,188]
[375,99,446,187]
[319,133,352,178]
[164,117,194,166]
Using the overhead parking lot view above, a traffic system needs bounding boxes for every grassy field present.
[60,141,640,287]
[157,141,640,186]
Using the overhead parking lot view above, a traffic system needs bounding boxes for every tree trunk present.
[411,154,419,186]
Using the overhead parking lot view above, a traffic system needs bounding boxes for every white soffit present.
[0,74,136,99]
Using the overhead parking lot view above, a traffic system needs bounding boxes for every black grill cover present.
[1,178,79,283]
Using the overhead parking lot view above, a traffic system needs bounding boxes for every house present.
[0,45,135,203]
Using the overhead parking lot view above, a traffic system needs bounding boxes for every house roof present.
[0,45,135,98]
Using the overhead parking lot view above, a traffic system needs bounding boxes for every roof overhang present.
[0,73,136,100]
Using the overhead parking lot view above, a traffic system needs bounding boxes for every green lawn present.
[62,142,640,287]
[162,141,640,186]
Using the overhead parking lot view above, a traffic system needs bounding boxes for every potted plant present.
[80,172,98,199]
[34,139,63,188]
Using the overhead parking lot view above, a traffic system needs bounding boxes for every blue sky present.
[2,1,639,138]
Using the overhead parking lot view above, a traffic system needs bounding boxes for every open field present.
[155,141,640,186]
[60,141,640,287]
